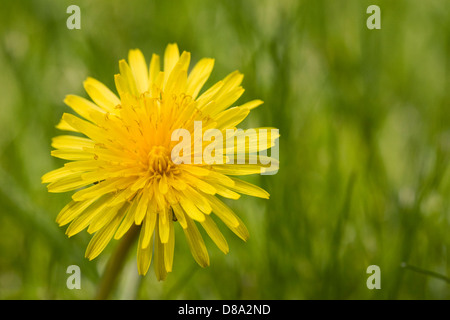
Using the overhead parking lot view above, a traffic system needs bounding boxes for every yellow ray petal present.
[214,106,250,130]
[239,99,263,110]
[61,113,106,143]
[47,172,97,193]
[56,118,77,132]
[228,213,249,242]
[141,211,157,249]
[182,186,212,214]
[128,49,149,94]
[158,207,170,243]
[134,188,150,225]
[207,182,240,200]
[158,174,169,194]
[171,203,187,229]
[164,51,190,95]
[83,77,120,113]
[87,202,126,234]
[42,167,81,184]
[50,149,94,161]
[186,58,215,100]
[183,217,209,267]
[164,217,175,272]
[56,196,99,226]
[163,43,180,85]
[211,164,267,176]
[154,223,167,281]
[202,194,239,228]
[64,94,105,122]
[114,195,140,239]
[200,215,229,254]
[137,225,154,276]
[183,173,216,195]
[148,53,160,89]
[65,194,116,237]
[118,59,139,97]
[203,87,245,116]
[64,160,108,172]
[71,177,134,201]
[228,177,270,199]
[51,135,95,151]
[179,194,205,222]
[179,164,211,176]
[85,209,125,260]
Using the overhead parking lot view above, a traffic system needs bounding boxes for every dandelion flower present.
[42,44,278,280]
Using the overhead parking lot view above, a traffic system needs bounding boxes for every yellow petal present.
[64,94,105,122]
[87,202,126,234]
[179,164,211,176]
[50,149,93,161]
[158,207,170,243]
[134,189,150,225]
[163,43,180,85]
[56,197,98,226]
[183,217,209,267]
[200,215,229,254]
[72,177,134,201]
[228,213,249,242]
[229,177,270,199]
[214,106,250,130]
[85,209,125,260]
[196,80,224,109]
[179,194,205,222]
[205,195,248,241]
[158,174,169,194]
[164,215,175,272]
[114,196,140,239]
[204,170,235,187]
[208,183,240,200]
[211,164,266,176]
[137,226,154,276]
[56,118,77,132]
[183,173,216,195]
[199,71,243,114]
[203,87,245,116]
[182,186,212,214]
[83,77,120,113]
[51,135,95,151]
[164,51,190,94]
[42,167,81,184]
[186,58,215,99]
[239,99,263,110]
[47,172,97,193]
[119,59,139,97]
[141,211,157,249]
[154,223,167,281]
[114,74,130,100]
[66,194,115,237]
[203,194,239,228]
[148,54,160,89]
[61,113,105,143]
[128,49,149,94]
[171,203,187,229]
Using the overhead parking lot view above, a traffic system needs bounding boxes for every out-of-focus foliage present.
[0,0,449,299]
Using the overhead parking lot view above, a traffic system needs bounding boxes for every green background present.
[1,0,450,299]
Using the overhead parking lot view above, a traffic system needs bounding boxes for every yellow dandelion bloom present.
[42,43,278,280]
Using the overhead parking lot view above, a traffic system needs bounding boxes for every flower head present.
[42,44,278,280]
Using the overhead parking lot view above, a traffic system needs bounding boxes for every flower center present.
[148,146,172,174]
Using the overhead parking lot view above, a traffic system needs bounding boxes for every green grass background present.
[1,0,450,299]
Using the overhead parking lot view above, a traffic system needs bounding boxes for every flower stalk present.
[95,225,140,300]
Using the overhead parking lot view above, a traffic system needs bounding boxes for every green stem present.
[401,262,450,284]
[95,225,140,300]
